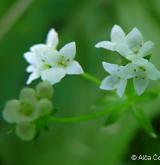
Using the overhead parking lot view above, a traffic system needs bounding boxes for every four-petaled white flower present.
[95,25,154,60]
[96,25,160,96]
[24,29,84,85]
[100,62,135,97]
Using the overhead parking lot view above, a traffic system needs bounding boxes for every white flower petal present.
[66,61,83,75]
[126,28,143,51]
[111,25,125,42]
[26,65,35,73]
[139,41,154,57]
[121,63,137,79]
[60,42,76,60]
[100,75,120,90]
[41,49,60,66]
[117,79,127,97]
[31,45,57,61]
[145,62,160,80]
[133,77,149,95]
[102,62,119,74]
[131,57,148,66]
[30,44,46,53]
[95,41,116,51]
[24,52,39,65]
[116,43,133,58]
[26,72,40,84]
[41,68,66,84]
[46,29,59,48]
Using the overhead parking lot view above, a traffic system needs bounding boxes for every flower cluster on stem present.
[96,25,160,97]
[2,81,54,141]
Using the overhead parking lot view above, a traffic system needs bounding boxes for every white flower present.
[24,29,84,85]
[131,61,160,95]
[95,25,154,60]
[100,60,160,96]
[117,28,154,61]
[100,62,135,97]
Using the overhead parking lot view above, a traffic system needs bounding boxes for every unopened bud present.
[36,81,53,99]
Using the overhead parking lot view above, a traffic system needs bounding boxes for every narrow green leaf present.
[104,100,131,126]
[136,91,158,102]
[104,107,127,126]
[131,105,157,138]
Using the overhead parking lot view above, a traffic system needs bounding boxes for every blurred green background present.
[1,0,160,165]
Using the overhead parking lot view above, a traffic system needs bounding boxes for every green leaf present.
[135,91,158,102]
[104,99,131,126]
[93,94,130,126]
[131,105,157,138]
[104,107,126,126]
[36,115,49,130]
[94,93,128,110]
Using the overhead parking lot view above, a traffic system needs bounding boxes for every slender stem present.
[82,72,101,86]
[48,109,112,123]
[47,103,130,124]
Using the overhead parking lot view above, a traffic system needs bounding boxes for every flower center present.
[57,56,70,67]
[19,103,34,117]
[139,66,146,72]
[132,47,139,54]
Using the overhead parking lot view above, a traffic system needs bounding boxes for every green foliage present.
[104,107,127,126]
[132,104,157,138]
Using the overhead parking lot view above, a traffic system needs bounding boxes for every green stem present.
[82,72,101,86]
[48,103,130,124]
[48,109,113,123]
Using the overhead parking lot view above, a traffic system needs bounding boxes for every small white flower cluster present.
[24,29,84,85]
[96,25,160,97]
[2,81,54,141]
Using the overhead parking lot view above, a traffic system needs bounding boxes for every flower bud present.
[15,122,36,141]
[20,87,37,105]
[36,81,53,99]
[36,99,53,117]
[2,100,21,123]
